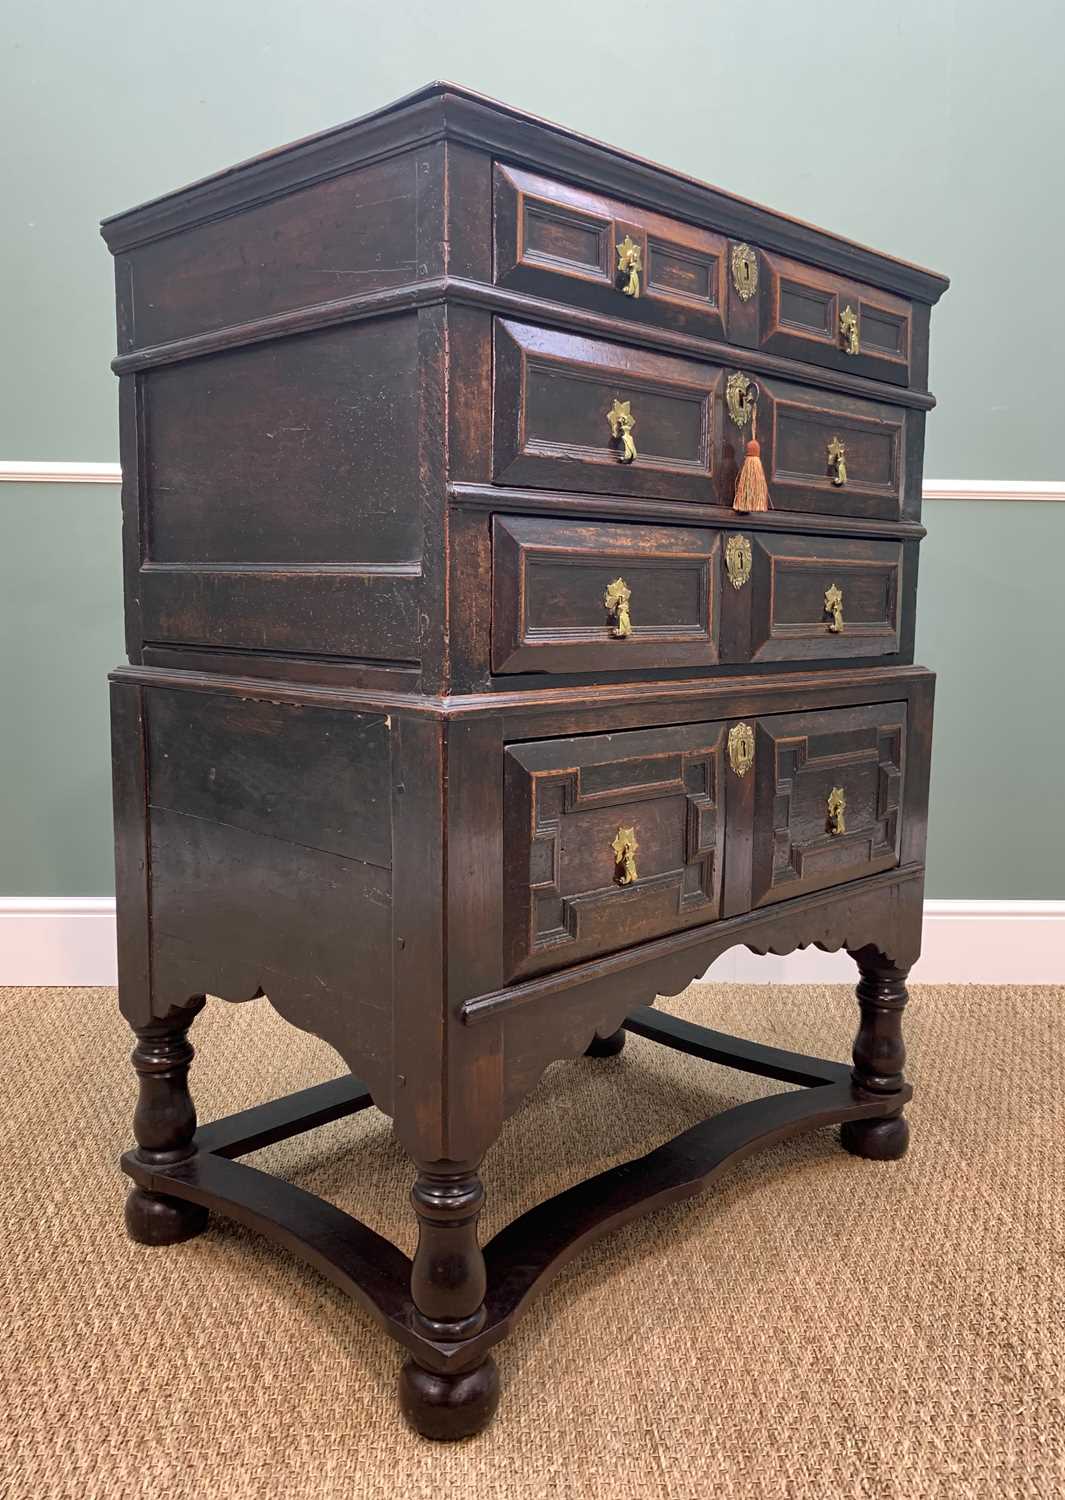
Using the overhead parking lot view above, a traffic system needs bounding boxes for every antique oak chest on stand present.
[101,84,948,1441]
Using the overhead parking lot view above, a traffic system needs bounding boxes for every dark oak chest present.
[103,83,947,1441]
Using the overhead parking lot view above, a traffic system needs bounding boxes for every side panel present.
[125,153,420,349]
[134,317,423,660]
[136,686,396,1110]
[143,318,420,566]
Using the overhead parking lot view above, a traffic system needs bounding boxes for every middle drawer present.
[492,515,905,674]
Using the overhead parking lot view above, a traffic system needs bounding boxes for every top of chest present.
[102,82,947,392]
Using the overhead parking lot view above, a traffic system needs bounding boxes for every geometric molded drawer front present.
[748,250,912,387]
[493,319,721,502]
[503,722,726,979]
[734,377,905,522]
[494,163,728,342]
[492,515,720,674]
[725,533,903,664]
[750,703,906,908]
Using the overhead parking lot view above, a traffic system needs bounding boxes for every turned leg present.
[584,1026,626,1058]
[125,999,210,1245]
[399,1165,499,1441]
[840,956,911,1161]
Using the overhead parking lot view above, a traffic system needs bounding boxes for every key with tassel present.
[729,375,771,513]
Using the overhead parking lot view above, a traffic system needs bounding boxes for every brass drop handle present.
[828,436,847,487]
[840,305,859,355]
[827,786,847,836]
[616,235,642,298]
[612,825,639,885]
[606,399,637,463]
[604,576,633,638]
[824,583,844,634]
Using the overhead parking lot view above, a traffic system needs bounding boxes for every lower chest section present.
[118,668,931,1008]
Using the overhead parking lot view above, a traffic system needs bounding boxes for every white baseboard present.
[1,898,1062,988]
[3,464,1065,504]
[0,899,120,986]
[702,900,1065,984]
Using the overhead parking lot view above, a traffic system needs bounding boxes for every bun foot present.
[841,1113,910,1162]
[399,1355,500,1441]
[125,1185,209,1246]
[584,1028,626,1058]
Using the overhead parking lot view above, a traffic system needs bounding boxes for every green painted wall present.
[0,485,122,893]
[916,504,1065,899]
[1,1,1063,897]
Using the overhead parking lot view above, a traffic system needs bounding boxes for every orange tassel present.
[733,409,771,512]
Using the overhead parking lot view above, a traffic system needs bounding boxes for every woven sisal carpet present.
[1,982,1062,1498]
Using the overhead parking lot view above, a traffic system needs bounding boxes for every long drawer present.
[491,514,905,674]
[503,701,907,979]
[493,319,911,520]
[492,163,916,387]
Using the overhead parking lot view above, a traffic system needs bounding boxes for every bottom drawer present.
[503,699,907,979]
[748,702,906,910]
[504,721,727,979]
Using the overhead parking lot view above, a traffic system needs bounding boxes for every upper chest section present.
[103,85,946,396]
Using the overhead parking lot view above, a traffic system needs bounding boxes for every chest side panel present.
[122,152,420,351]
[141,687,396,1107]
[134,316,424,661]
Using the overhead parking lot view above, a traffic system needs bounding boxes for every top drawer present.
[494,164,917,389]
[728,247,913,388]
[494,163,728,342]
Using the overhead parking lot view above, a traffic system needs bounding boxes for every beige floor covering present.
[1,982,1062,1500]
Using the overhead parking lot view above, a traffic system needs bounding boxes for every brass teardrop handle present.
[839,305,859,355]
[616,235,641,298]
[827,787,846,836]
[824,584,844,634]
[606,399,637,463]
[828,436,848,487]
[604,576,633,638]
[611,825,639,884]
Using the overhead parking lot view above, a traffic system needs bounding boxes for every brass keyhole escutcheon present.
[611,825,639,885]
[824,584,844,633]
[731,242,758,302]
[604,576,633,638]
[828,436,847,487]
[728,722,755,777]
[616,235,642,298]
[839,305,859,355]
[606,398,637,463]
[726,372,755,429]
[827,786,846,836]
[725,534,752,589]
